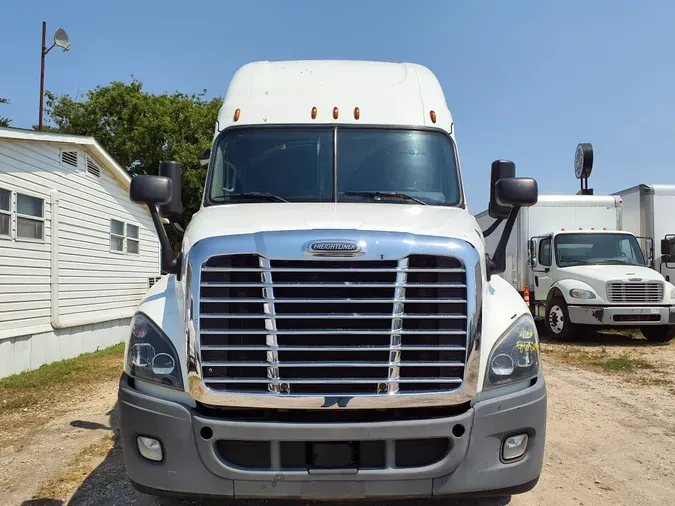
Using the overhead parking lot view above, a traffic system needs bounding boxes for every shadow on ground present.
[540,326,670,348]
[21,402,513,506]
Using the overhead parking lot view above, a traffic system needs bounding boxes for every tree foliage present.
[43,78,221,225]
[0,98,10,127]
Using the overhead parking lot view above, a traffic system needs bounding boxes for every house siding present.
[0,138,160,358]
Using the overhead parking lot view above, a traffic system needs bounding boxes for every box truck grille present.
[606,282,664,303]
[198,254,468,396]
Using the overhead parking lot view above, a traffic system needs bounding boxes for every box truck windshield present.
[206,127,461,206]
[555,233,646,267]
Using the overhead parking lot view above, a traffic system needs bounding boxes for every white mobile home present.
[0,127,160,378]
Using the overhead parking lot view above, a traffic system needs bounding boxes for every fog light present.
[502,433,528,461]
[137,436,163,462]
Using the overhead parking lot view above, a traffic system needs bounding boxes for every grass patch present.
[590,354,655,373]
[0,343,124,413]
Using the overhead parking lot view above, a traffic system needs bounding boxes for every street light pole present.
[39,21,47,131]
[38,22,70,131]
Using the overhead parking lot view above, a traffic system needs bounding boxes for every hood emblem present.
[304,240,363,257]
[628,277,642,282]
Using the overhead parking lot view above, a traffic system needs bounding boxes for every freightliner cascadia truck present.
[118,60,546,501]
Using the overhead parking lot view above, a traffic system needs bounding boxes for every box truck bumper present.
[568,305,675,326]
[118,373,546,500]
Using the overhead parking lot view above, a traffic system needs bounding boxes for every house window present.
[111,219,141,254]
[110,219,125,252]
[16,193,45,240]
[127,224,140,254]
[0,188,10,237]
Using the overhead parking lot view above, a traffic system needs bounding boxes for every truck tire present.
[546,297,577,341]
[640,325,675,343]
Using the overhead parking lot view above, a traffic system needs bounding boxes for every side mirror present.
[198,147,211,167]
[528,238,538,268]
[130,175,172,206]
[158,161,183,218]
[488,160,516,219]
[661,239,669,256]
[495,177,538,207]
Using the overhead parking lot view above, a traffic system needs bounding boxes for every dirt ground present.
[2,331,674,506]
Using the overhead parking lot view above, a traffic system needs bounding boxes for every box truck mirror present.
[661,239,670,256]
[488,160,516,219]
[528,239,537,268]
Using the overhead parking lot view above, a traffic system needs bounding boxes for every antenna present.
[54,28,70,52]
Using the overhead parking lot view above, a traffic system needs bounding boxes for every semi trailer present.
[476,195,675,341]
[118,60,546,501]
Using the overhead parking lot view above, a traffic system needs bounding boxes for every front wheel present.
[545,297,578,341]
[640,325,675,343]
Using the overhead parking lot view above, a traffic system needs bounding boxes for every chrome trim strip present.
[187,229,482,409]
[387,257,407,394]
[259,257,280,393]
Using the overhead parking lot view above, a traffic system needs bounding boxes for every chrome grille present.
[199,254,468,396]
[606,281,664,303]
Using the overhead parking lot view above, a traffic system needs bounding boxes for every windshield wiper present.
[219,192,288,203]
[343,191,427,205]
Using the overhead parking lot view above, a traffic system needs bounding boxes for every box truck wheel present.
[546,297,577,340]
[640,325,675,343]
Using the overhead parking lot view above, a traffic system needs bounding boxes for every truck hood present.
[184,203,485,252]
[558,264,665,284]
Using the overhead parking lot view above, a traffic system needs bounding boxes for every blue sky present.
[2,0,674,212]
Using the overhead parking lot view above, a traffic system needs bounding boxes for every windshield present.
[555,233,646,267]
[207,127,461,206]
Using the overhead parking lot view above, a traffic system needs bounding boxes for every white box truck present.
[476,195,675,342]
[117,60,547,501]
[613,184,675,283]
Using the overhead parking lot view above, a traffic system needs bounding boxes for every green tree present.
[0,98,10,127]
[43,78,221,227]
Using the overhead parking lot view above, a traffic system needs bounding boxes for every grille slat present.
[606,281,664,303]
[199,254,468,396]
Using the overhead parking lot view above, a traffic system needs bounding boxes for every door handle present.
[544,268,550,273]
[535,276,539,287]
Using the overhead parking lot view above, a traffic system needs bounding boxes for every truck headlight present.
[569,288,596,299]
[670,289,675,300]
[485,314,540,389]
[125,313,183,390]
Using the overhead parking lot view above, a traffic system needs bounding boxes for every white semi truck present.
[118,60,546,501]
[614,184,675,283]
[476,195,675,341]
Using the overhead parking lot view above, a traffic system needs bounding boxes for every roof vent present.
[60,150,78,168]
[86,155,101,177]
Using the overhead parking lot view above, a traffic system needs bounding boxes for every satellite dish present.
[54,28,70,52]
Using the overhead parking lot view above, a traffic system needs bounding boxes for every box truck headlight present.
[125,313,183,390]
[569,288,596,299]
[485,314,540,389]
[670,288,675,300]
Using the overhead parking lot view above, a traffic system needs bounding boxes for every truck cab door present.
[529,235,554,301]
[660,235,675,282]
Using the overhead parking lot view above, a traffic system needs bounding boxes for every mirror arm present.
[482,218,503,238]
[147,203,182,279]
[487,206,521,281]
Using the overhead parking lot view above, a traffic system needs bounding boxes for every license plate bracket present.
[310,441,357,469]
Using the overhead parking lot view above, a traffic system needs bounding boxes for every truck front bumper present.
[567,305,675,326]
[118,374,546,500]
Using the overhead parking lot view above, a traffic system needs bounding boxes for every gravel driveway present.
[4,335,675,506]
